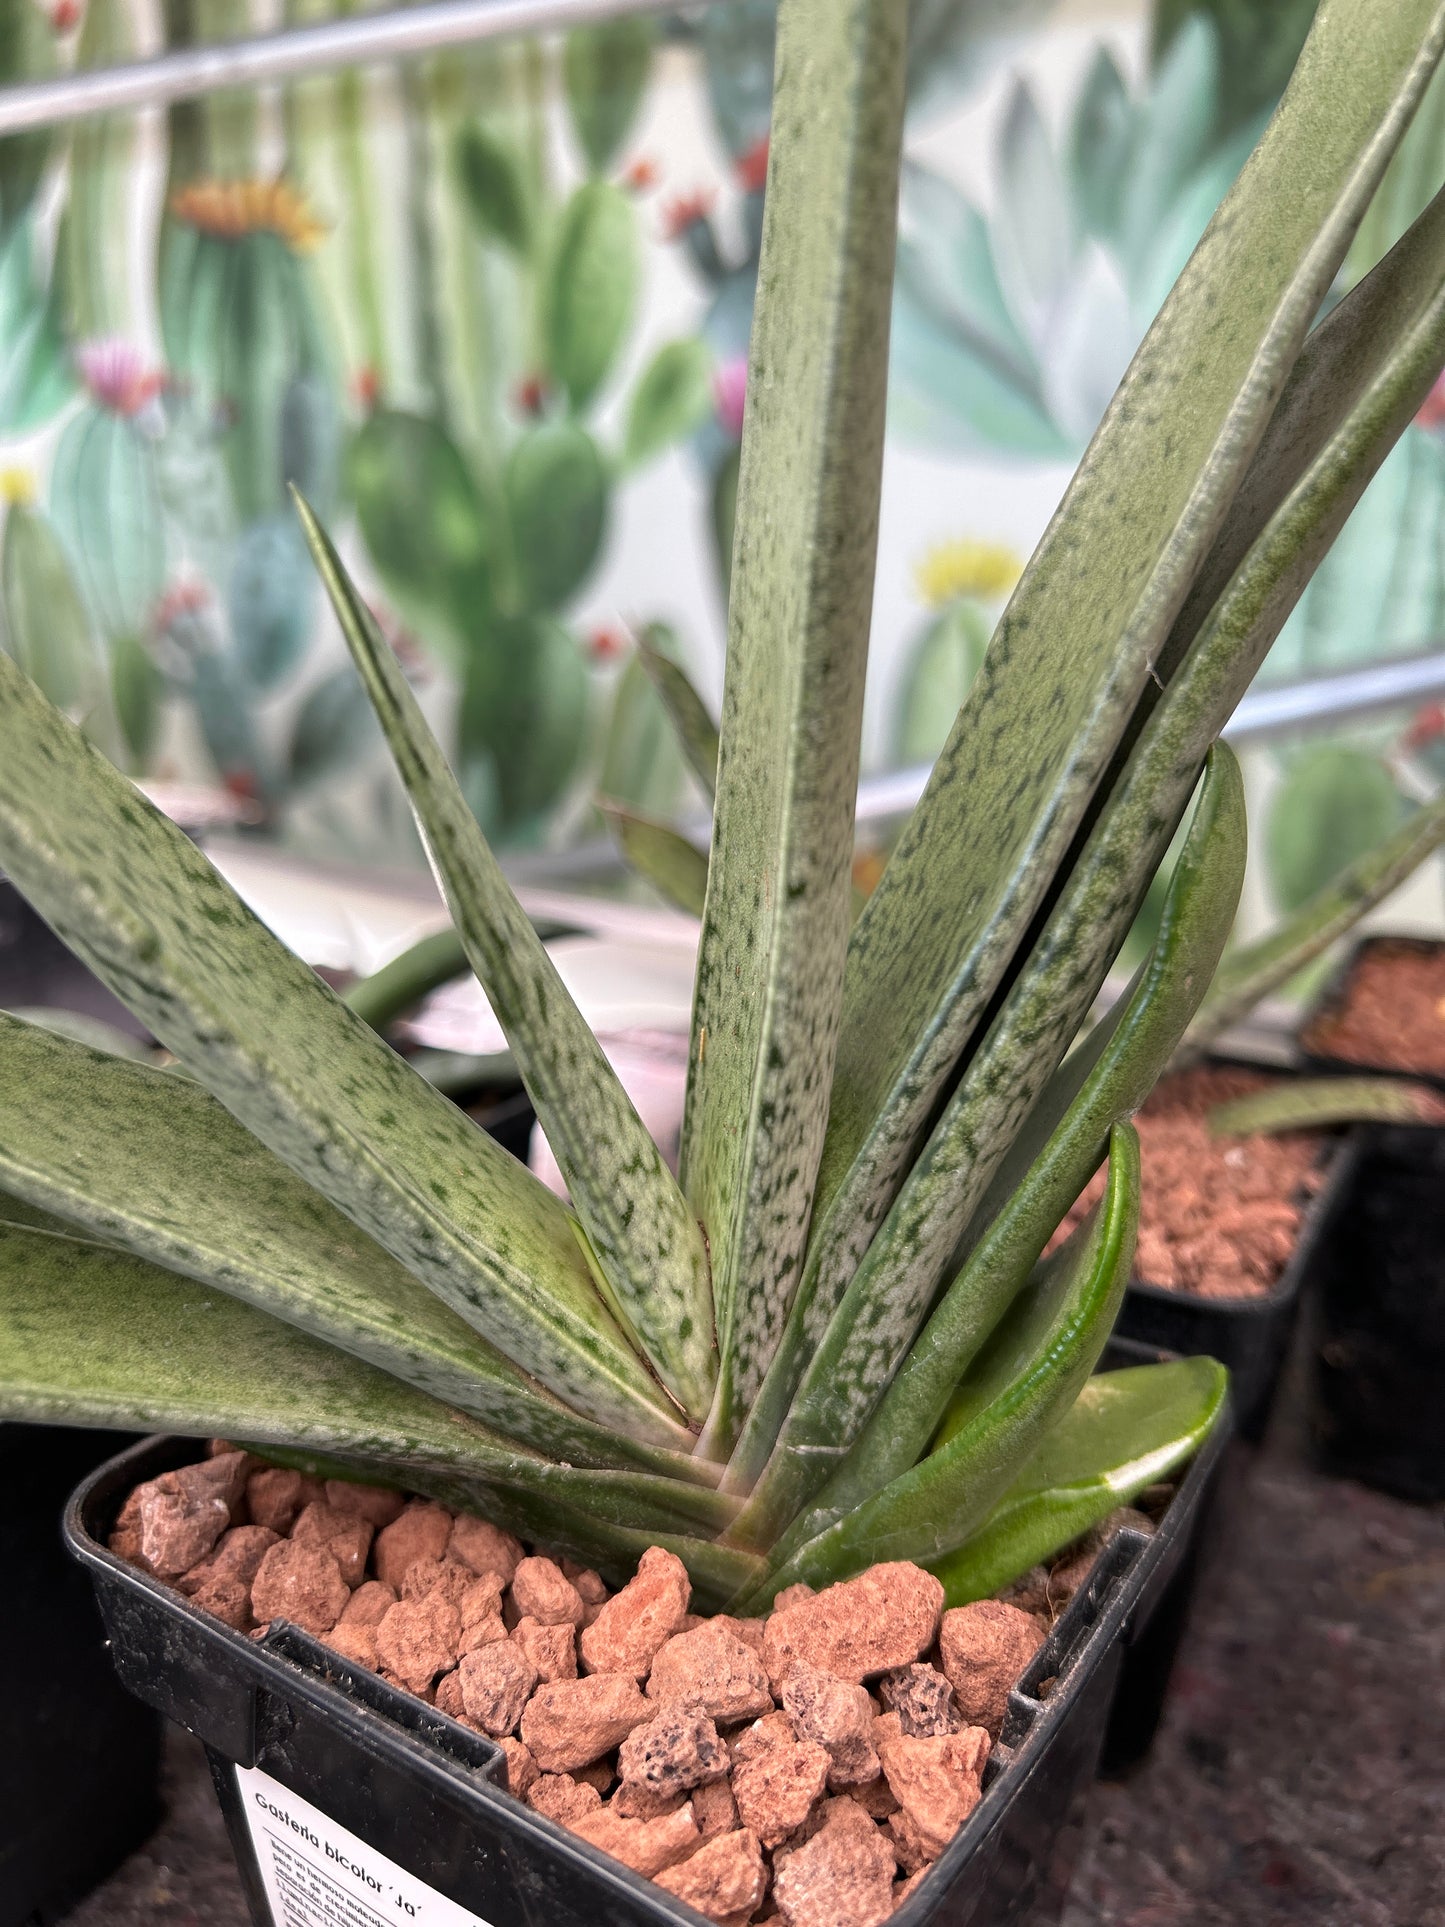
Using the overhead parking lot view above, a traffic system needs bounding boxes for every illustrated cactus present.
[0,0,1443,1654]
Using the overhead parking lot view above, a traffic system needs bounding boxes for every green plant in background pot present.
[3,0,1445,1640]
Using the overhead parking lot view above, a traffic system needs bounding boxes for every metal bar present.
[0,0,683,136]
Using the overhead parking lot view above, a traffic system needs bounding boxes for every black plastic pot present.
[66,1381,1228,1927]
[1305,1121,1445,1503]
[1297,932,1445,1091]
[0,1425,163,1925]
[1115,1072,1347,1444]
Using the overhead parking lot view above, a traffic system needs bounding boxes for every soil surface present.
[64,1330,1445,1927]
[1061,1065,1325,1300]
[1304,939,1445,1078]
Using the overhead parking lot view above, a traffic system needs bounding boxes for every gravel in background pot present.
[1298,934,1445,1088]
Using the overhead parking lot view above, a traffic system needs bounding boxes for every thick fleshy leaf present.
[296,498,717,1421]
[809,0,1445,1381]
[929,1358,1229,1606]
[1186,796,1445,1054]
[600,802,709,919]
[754,750,1246,1562]
[738,1128,1139,1605]
[748,177,1445,1493]
[0,1222,731,1542]
[0,651,677,1443]
[637,629,720,800]
[680,0,907,1454]
[0,1013,707,1480]
[342,927,470,1032]
[1210,1077,1445,1135]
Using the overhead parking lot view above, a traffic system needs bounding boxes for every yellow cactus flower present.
[913,537,1023,610]
[0,467,36,507]
[170,178,326,253]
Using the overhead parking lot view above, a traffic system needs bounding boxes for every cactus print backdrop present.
[0,0,1441,930]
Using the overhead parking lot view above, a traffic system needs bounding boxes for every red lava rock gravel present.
[108,1452,1100,1923]
[1058,1064,1326,1300]
[1303,936,1445,1075]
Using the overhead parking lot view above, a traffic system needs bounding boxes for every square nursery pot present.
[64,1358,1229,1927]
[1114,1060,1348,1445]
[1297,933,1445,1091]
[1305,1121,1445,1504]
[0,1425,163,1925]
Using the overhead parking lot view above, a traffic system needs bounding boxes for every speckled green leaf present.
[563,18,654,176]
[1187,795,1445,1053]
[298,496,716,1422]
[0,649,680,1445]
[679,0,907,1456]
[750,749,1245,1561]
[1211,1077,1444,1136]
[637,628,719,800]
[0,1010,707,1480]
[600,802,709,918]
[929,1358,1229,1607]
[0,1223,730,1544]
[742,1127,1140,1604]
[811,0,1445,1374]
[750,171,1445,1497]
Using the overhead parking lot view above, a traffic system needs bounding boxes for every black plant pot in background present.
[0,1426,163,1926]
[1306,1122,1445,1504]
[1297,932,1445,1091]
[65,1373,1228,1927]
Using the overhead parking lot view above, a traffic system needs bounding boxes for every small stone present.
[580,1546,691,1679]
[323,1479,406,1528]
[527,1774,603,1827]
[893,1868,930,1908]
[763,1564,944,1688]
[711,1613,768,1655]
[459,1610,509,1658]
[325,1622,380,1670]
[691,1775,739,1840]
[449,1514,524,1585]
[781,1665,879,1789]
[292,1502,374,1588]
[108,1490,150,1571]
[560,1559,608,1605]
[245,1467,323,1535]
[730,1710,796,1767]
[520,1674,651,1773]
[647,1620,774,1724]
[510,1556,585,1628]
[654,1829,768,1923]
[877,1664,961,1739]
[178,1525,278,1597]
[847,1777,899,1820]
[401,1557,478,1611]
[457,1642,538,1737]
[190,1574,253,1632]
[497,1737,538,1799]
[571,1803,700,1877]
[611,1782,688,1822]
[938,1602,1046,1737]
[136,1454,248,1578]
[251,1539,350,1637]
[773,1797,895,1927]
[513,1615,577,1682]
[374,1594,461,1691]
[877,1730,988,1862]
[337,1579,398,1631]
[618,1704,729,1799]
[774,1584,815,1612]
[733,1738,831,1849]
[373,1501,454,1590]
[572,1758,614,1795]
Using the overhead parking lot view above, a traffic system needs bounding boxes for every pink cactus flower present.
[712,355,748,439]
[75,338,166,419]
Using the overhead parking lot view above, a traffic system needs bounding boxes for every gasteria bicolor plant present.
[2,0,1445,1612]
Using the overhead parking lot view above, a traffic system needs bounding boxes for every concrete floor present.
[63,1339,1445,1927]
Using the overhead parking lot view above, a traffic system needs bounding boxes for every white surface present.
[235,1764,492,1926]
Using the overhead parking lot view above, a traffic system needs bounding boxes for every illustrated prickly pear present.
[890,538,1021,767]
[453,121,533,255]
[1265,743,1407,915]
[0,218,74,436]
[623,338,714,471]
[598,622,693,820]
[280,370,341,517]
[288,662,383,792]
[161,182,333,523]
[344,406,495,672]
[0,0,58,234]
[153,579,273,803]
[50,342,169,641]
[505,421,608,614]
[108,629,164,771]
[0,479,100,716]
[459,614,590,839]
[227,513,317,690]
[563,18,655,177]
[541,181,639,411]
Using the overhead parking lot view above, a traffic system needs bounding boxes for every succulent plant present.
[2,0,1445,1616]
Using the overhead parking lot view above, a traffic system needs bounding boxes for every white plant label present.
[235,1764,493,1927]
